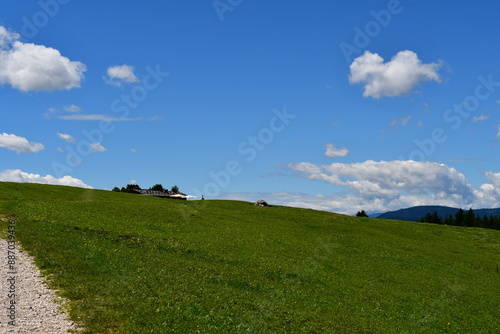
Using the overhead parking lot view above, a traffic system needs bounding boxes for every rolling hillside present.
[0,182,499,333]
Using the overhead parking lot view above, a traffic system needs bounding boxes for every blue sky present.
[1,0,500,214]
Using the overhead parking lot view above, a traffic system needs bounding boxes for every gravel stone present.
[0,238,81,333]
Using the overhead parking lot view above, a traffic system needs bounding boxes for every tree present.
[463,208,475,227]
[356,210,369,218]
[455,208,465,226]
[150,184,164,191]
[171,185,179,194]
[444,214,454,225]
[112,187,121,192]
[429,211,443,225]
[126,184,141,191]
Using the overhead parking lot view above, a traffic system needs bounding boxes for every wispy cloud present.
[64,105,81,113]
[472,115,489,122]
[390,115,413,127]
[56,132,75,143]
[58,114,141,122]
[90,143,107,153]
[448,158,485,162]
[349,50,441,98]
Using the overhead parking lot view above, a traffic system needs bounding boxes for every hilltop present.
[0,182,499,333]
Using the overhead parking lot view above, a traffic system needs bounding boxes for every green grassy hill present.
[0,182,499,333]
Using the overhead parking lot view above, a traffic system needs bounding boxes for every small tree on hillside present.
[171,185,179,194]
[112,187,121,192]
[356,210,369,218]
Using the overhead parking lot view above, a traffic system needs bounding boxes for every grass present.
[0,181,499,333]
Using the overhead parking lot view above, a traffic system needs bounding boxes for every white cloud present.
[129,180,137,185]
[0,26,19,49]
[56,132,75,143]
[324,144,349,159]
[90,143,107,152]
[390,115,412,127]
[217,191,386,215]
[58,114,141,121]
[105,65,139,86]
[64,105,81,113]
[349,50,441,98]
[68,155,82,165]
[475,172,500,208]
[0,27,86,92]
[284,160,483,211]
[472,115,489,122]
[0,169,92,189]
[130,148,138,153]
[218,162,500,214]
[0,133,44,154]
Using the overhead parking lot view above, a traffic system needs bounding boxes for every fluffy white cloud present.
[283,160,485,211]
[0,27,86,92]
[221,163,500,214]
[475,172,500,208]
[349,50,441,98]
[105,65,139,86]
[56,132,75,143]
[0,169,92,189]
[325,144,349,159]
[0,26,19,49]
[90,143,107,152]
[0,133,44,154]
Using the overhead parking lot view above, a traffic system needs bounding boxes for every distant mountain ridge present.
[378,205,500,222]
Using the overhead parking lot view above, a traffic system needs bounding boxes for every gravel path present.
[0,237,80,333]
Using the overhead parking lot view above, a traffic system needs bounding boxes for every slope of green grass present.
[0,182,499,333]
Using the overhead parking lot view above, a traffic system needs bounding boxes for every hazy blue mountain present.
[378,206,500,222]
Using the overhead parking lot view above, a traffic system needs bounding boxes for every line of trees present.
[111,184,180,194]
[419,208,500,230]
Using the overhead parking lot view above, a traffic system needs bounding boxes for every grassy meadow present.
[0,182,499,333]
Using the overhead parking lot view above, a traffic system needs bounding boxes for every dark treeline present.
[419,208,500,230]
[111,184,181,194]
